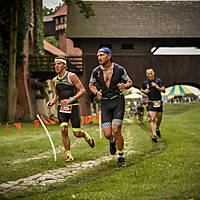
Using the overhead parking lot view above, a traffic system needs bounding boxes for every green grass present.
[0,102,200,200]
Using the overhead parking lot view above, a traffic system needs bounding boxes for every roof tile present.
[66,1,200,38]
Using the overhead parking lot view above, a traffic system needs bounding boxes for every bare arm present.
[157,86,165,93]
[70,72,86,100]
[89,82,98,96]
[89,82,102,99]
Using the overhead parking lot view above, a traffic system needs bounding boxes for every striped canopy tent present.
[162,85,192,100]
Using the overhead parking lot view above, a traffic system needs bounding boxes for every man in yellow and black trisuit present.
[48,57,95,162]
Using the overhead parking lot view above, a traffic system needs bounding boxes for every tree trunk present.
[7,0,18,122]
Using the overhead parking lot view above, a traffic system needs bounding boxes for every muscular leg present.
[149,111,157,136]
[73,130,95,148]
[61,125,70,151]
[73,130,85,138]
[60,125,74,162]
[113,122,126,167]
[103,127,113,141]
[103,125,116,155]
[113,124,124,151]
[156,112,163,128]
[70,104,94,148]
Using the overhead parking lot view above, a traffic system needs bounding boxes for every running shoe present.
[152,135,158,143]
[65,155,74,163]
[117,157,126,167]
[110,140,117,155]
[156,129,161,138]
[86,137,95,148]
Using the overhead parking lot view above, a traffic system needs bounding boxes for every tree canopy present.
[43,0,95,18]
[65,0,95,18]
[43,5,61,16]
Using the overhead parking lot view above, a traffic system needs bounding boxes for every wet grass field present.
[0,102,200,200]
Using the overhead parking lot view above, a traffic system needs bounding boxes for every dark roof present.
[66,1,200,38]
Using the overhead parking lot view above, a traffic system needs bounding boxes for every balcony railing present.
[29,55,83,81]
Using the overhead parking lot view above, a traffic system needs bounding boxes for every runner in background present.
[141,68,165,142]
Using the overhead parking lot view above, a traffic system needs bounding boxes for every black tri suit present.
[90,63,131,128]
[142,77,164,112]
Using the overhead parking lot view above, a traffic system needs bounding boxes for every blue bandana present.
[97,47,112,55]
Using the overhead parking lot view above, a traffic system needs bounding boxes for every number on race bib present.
[153,101,161,108]
[59,106,72,113]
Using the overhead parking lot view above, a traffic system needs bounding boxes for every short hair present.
[146,68,154,72]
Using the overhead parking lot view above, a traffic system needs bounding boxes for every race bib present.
[153,101,161,108]
[59,106,72,113]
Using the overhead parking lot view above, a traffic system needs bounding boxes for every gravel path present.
[0,143,135,194]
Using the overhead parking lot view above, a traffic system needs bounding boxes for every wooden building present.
[66,0,200,115]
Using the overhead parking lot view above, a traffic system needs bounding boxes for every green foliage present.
[0,0,45,121]
[0,0,31,73]
[34,0,45,55]
[65,0,96,18]
[0,0,32,121]
[45,36,59,48]
[0,0,10,81]
[43,0,95,18]
[16,0,31,66]
[43,5,61,16]
[43,7,55,16]
[0,80,8,121]
[0,38,9,81]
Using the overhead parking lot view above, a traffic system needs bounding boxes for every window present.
[60,17,63,24]
[121,44,134,50]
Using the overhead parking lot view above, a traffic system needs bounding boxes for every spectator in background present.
[137,103,144,123]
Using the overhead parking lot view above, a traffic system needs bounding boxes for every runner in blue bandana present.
[89,47,133,167]
[48,57,95,162]
[141,68,165,142]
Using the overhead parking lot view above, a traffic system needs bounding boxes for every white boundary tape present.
[98,111,102,139]
[36,114,57,161]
